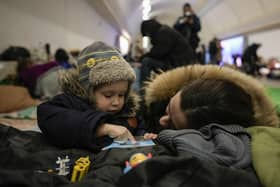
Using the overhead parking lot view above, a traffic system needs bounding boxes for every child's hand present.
[96,123,136,143]
[143,133,158,140]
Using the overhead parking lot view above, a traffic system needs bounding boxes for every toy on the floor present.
[70,156,91,182]
[123,153,152,174]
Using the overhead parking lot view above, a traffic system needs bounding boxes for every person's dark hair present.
[141,19,162,37]
[180,79,255,129]
[183,3,191,9]
[55,48,69,62]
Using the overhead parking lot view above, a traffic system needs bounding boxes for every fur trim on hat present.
[144,64,279,127]
[125,91,141,117]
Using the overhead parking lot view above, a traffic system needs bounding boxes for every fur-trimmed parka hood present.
[144,65,279,127]
[122,91,141,117]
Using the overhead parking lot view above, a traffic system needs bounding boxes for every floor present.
[258,76,280,88]
[258,77,280,113]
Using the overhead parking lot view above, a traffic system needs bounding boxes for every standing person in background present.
[209,37,223,65]
[242,43,262,76]
[37,41,151,151]
[174,2,201,52]
[196,44,206,64]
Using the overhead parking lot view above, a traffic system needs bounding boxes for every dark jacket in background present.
[174,13,201,51]
[242,43,260,64]
[141,20,195,70]
[242,43,261,75]
[37,93,145,151]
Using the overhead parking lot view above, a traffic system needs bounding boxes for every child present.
[37,41,146,151]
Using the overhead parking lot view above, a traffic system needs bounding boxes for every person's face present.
[183,6,191,13]
[159,91,188,129]
[93,80,128,113]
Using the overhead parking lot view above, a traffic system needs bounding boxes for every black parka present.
[37,93,145,151]
[141,20,194,70]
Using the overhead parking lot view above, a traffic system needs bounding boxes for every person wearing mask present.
[174,2,201,52]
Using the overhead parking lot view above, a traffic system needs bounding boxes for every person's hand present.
[96,123,136,143]
[143,133,158,140]
[179,17,187,24]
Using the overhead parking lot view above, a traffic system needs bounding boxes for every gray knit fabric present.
[157,124,251,169]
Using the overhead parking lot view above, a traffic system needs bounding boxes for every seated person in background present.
[17,48,74,98]
[140,19,194,84]
[54,48,74,69]
[34,48,74,99]
[208,37,222,65]
[17,58,58,96]
[37,41,149,151]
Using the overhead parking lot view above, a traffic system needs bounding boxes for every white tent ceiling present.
[88,0,280,44]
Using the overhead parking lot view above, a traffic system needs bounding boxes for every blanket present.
[0,85,41,113]
[0,124,261,187]
[0,106,37,119]
[0,106,38,131]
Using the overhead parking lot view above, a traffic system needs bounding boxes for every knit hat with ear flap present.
[60,41,136,99]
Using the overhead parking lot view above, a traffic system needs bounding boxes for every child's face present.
[93,80,128,113]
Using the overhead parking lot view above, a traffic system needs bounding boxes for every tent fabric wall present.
[0,0,118,52]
